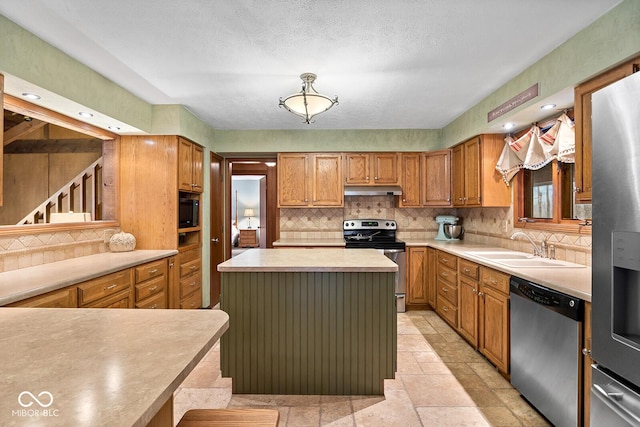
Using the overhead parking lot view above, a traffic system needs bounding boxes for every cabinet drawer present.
[180,258,201,278]
[437,250,458,269]
[436,296,458,328]
[180,274,202,299]
[437,264,457,287]
[135,275,166,302]
[180,291,202,309]
[437,281,458,306]
[136,291,166,309]
[459,259,479,280]
[135,259,167,284]
[8,287,77,308]
[481,267,510,295]
[83,289,132,308]
[78,270,132,306]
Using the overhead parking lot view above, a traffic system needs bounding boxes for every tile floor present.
[173,310,551,426]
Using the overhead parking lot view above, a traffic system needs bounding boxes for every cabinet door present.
[463,137,481,206]
[479,285,509,373]
[458,277,479,347]
[426,248,437,308]
[178,138,194,192]
[344,153,370,184]
[407,247,428,304]
[311,153,343,206]
[372,153,398,184]
[399,153,422,207]
[277,153,309,206]
[191,144,204,193]
[423,149,451,206]
[451,144,465,206]
[574,57,639,203]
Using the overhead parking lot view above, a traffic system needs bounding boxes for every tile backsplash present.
[0,227,114,273]
[280,195,592,266]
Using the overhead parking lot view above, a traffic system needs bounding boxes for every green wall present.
[2,1,639,150]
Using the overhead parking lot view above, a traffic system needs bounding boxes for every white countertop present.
[218,248,398,272]
[0,307,229,426]
[0,250,178,306]
[269,238,591,301]
[273,238,345,247]
[404,239,592,302]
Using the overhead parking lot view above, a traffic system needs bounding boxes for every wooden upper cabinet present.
[344,153,398,185]
[399,153,422,207]
[278,153,309,207]
[344,153,370,184]
[311,153,343,206]
[277,153,343,207]
[423,149,451,206]
[178,137,204,193]
[452,134,509,207]
[574,56,639,203]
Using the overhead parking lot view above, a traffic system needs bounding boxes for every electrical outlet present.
[503,220,509,233]
[103,229,115,243]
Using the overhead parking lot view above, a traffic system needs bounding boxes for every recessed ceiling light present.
[78,111,94,118]
[22,92,41,100]
[503,122,516,130]
[108,126,121,131]
[541,103,557,110]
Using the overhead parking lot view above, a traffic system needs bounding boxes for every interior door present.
[259,177,267,247]
[209,152,224,307]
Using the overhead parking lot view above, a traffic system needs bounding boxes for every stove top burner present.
[343,219,405,250]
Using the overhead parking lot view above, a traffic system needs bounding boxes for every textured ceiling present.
[0,0,621,130]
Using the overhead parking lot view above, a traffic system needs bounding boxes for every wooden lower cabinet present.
[178,248,202,309]
[78,270,133,308]
[8,287,77,308]
[426,248,437,308]
[458,261,480,347]
[478,267,510,374]
[435,250,458,328]
[134,259,168,309]
[407,247,429,307]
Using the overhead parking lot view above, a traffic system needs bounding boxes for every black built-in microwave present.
[179,198,199,228]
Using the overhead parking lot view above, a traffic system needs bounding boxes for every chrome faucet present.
[510,231,546,257]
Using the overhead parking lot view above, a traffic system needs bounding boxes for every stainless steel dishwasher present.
[510,276,584,427]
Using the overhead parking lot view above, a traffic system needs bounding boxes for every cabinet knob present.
[374,176,378,180]
[443,306,449,312]
[442,287,448,293]
[211,238,220,243]
[582,348,592,356]
[478,291,485,297]
[472,288,477,294]
[149,269,158,274]
[149,286,158,292]
[366,176,369,180]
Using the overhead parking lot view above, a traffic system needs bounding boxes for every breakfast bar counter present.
[217,248,398,395]
[0,308,228,426]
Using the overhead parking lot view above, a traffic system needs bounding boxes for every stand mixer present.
[435,215,462,241]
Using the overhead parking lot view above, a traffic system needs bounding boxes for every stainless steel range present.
[343,219,406,312]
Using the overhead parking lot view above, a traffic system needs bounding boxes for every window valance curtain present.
[495,113,575,186]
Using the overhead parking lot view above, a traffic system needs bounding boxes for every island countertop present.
[217,248,397,272]
[0,307,229,426]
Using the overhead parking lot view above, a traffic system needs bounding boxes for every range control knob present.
[569,300,575,307]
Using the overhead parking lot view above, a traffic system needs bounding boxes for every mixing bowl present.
[444,224,463,239]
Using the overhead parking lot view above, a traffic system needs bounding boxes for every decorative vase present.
[109,231,136,252]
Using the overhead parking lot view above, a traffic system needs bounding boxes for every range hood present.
[344,186,403,196]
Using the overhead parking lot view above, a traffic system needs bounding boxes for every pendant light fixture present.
[279,73,338,124]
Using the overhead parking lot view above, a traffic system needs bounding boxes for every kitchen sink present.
[466,251,586,268]
[466,251,534,260]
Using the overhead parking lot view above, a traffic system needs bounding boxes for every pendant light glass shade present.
[279,73,338,124]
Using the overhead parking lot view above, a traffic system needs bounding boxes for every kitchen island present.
[0,307,228,426]
[217,248,398,395]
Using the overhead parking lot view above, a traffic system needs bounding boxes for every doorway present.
[226,159,278,259]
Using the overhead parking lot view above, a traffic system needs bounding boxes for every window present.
[513,114,591,234]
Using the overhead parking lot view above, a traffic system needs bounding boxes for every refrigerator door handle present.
[593,383,640,424]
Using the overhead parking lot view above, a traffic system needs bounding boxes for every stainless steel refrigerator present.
[591,69,640,425]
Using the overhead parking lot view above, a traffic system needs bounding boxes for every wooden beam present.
[3,118,47,146]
